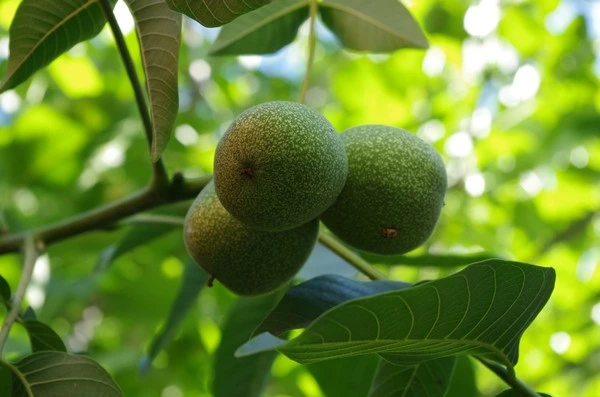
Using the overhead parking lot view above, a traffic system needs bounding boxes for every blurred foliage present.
[0,0,599,396]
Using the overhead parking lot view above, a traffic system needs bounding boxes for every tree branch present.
[299,0,318,104]
[476,357,542,397]
[99,0,168,187]
[0,175,211,254]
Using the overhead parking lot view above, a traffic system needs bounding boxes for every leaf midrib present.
[321,1,412,43]
[2,0,99,90]
[212,0,308,52]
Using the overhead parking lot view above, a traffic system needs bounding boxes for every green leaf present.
[96,217,181,273]
[10,352,123,397]
[238,260,555,369]
[495,390,552,397]
[362,253,498,267]
[22,320,67,353]
[140,261,208,374]
[0,274,11,304]
[254,274,411,337]
[166,0,272,28]
[209,0,309,56]
[445,356,478,397]
[320,0,429,52]
[213,293,283,397]
[0,362,12,396]
[368,357,456,397]
[0,0,109,93]
[124,0,182,162]
[308,355,380,397]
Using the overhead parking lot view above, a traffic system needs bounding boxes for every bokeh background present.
[0,0,599,395]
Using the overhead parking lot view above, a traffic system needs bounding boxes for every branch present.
[99,0,168,187]
[318,232,386,281]
[0,237,41,353]
[299,0,318,104]
[476,357,542,397]
[0,175,211,254]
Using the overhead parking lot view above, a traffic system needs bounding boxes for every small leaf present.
[238,260,555,369]
[495,390,552,397]
[214,293,283,397]
[0,0,109,93]
[209,0,309,56]
[445,356,478,397]
[141,261,208,374]
[125,0,182,161]
[96,218,181,273]
[0,274,11,304]
[22,320,67,353]
[320,0,428,52]
[10,352,123,397]
[166,0,271,28]
[254,274,411,337]
[368,357,456,397]
[308,355,380,397]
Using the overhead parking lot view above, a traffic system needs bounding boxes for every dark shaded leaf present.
[210,0,309,56]
[254,274,411,337]
[368,357,456,397]
[125,0,182,161]
[308,355,379,397]
[0,0,109,92]
[0,362,12,396]
[22,320,67,353]
[320,0,428,52]
[140,261,208,374]
[0,274,10,304]
[96,218,181,273]
[10,352,123,397]
[446,356,479,397]
[213,292,283,397]
[238,260,555,370]
[166,0,271,28]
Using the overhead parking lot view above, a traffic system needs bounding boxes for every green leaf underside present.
[0,274,11,303]
[368,356,456,397]
[320,0,429,52]
[23,320,67,353]
[210,0,309,56]
[125,0,181,161]
[308,355,380,397]
[213,293,283,397]
[254,274,411,337]
[166,0,272,28]
[239,260,555,369]
[445,356,478,397]
[0,0,108,93]
[11,352,123,397]
[141,262,208,374]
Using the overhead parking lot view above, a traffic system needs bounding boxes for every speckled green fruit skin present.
[214,101,348,232]
[184,181,319,296]
[320,125,447,255]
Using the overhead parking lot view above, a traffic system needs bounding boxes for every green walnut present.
[320,125,447,255]
[214,101,347,232]
[184,181,319,296]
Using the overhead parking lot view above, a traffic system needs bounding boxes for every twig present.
[0,176,211,254]
[0,237,41,353]
[299,0,318,104]
[318,232,386,281]
[99,0,168,187]
[476,357,542,397]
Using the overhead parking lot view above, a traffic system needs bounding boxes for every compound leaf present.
[0,0,109,93]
